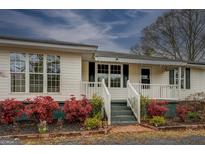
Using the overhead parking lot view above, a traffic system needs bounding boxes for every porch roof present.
[95,51,187,66]
[95,51,205,68]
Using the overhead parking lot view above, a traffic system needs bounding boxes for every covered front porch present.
[82,60,188,100]
[80,52,192,125]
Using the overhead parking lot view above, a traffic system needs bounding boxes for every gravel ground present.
[5,130,204,145]
[0,138,21,145]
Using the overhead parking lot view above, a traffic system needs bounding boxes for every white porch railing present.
[132,83,179,100]
[81,79,111,125]
[101,79,111,125]
[127,80,141,123]
[80,81,102,99]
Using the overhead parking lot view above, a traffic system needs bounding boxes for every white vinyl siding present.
[0,48,82,101]
[82,61,89,81]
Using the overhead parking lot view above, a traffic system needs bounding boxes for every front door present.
[141,68,150,89]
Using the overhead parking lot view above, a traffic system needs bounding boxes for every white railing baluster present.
[131,83,179,100]
[81,80,111,125]
[127,80,141,123]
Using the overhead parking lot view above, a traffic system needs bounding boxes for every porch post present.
[178,67,182,99]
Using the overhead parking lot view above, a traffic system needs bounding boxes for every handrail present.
[101,79,111,125]
[127,80,141,123]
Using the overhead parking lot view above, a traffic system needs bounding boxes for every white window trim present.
[10,52,61,94]
[140,67,152,84]
[29,53,44,93]
[95,63,123,88]
[174,67,189,90]
[47,55,61,93]
[10,53,26,93]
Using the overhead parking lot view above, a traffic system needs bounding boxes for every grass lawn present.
[18,129,205,145]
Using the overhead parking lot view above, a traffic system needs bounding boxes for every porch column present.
[178,67,182,99]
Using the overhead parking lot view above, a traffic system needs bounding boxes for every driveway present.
[2,129,205,145]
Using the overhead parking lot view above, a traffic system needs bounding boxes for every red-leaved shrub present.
[176,104,192,122]
[146,100,168,117]
[64,95,92,123]
[24,96,59,123]
[0,98,24,124]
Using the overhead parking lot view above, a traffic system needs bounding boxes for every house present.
[0,36,205,125]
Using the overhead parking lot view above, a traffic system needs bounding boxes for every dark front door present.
[141,68,150,89]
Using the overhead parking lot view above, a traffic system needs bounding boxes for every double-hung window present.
[96,64,123,88]
[29,54,44,93]
[169,67,191,89]
[47,55,60,92]
[97,64,109,86]
[10,53,26,92]
[10,53,61,93]
[110,65,121,88]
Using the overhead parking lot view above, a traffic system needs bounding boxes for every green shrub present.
[90,95,103,117]
[187,112,200,121]
[38,121,47,134]
[84,116,102,130]
[149,116,166,127]
[140,96,150,119]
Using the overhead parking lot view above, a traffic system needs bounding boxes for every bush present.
[149,116,166,127]
[140,96,150,118]
[176,104,191,122]
[0,98,24,124]
[64,95,92,123]
[24,96,60,123]
[38,120,47,134]
[84,116,102,130]
[187,111,200,122]
[146,100,168,117]
[90,95,103,117]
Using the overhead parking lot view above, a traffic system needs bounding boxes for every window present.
[97,64,109,86]
[169,67,191,89]
[110,65,121,87]
[47,55,60,92]
[10,53,26,92]
[29,54,44,92]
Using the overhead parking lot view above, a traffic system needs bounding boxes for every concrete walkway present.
[109,124,154,133]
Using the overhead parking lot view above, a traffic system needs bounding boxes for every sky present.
[0,10,167,52]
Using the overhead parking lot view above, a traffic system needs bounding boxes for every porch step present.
[112,120,137,125]
[111,115,136,121]
[111,100,137,125]
[112,110,133,116]
[111,105,129,110]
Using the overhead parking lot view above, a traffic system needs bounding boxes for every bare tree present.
[131,10,205,62]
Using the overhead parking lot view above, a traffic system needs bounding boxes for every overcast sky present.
[0,10,167,52]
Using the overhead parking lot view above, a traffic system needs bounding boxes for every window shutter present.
[89,62,95,82]
[186,68,190,89]
[123,64,129,88]
[169,70,174,85]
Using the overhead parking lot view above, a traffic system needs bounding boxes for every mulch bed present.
[0,121,105,136]
[0,120,109,138]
